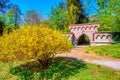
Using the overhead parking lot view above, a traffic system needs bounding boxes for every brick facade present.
[68,23,113,46]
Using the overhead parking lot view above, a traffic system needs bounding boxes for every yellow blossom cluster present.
[0,24,72,62]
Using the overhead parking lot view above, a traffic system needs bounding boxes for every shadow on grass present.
[10,57,87,80]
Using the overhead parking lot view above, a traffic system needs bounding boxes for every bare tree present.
[24,10,43,25]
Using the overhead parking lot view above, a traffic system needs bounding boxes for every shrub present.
[0,24,72,68]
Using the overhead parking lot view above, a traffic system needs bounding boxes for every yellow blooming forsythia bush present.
[0,24,72,67]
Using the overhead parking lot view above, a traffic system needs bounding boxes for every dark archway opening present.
[77,34,90,45]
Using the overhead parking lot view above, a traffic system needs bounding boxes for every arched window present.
[74,28,76,31]
[77,27,81,30]
[96,35,100,39]
[94,26,98,30]
[81,27,84,30]
[106,35,111,39]
[89,26,93,30]
[85,27,89,30]
[101,35,106,39]
[77,28,79,30]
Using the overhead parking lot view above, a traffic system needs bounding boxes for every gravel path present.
[57,46,120,70]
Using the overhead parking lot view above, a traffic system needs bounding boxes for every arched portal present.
[77,34,90,45]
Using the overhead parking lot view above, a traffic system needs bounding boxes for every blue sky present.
[10,0,65,18]
[10,0,97,19]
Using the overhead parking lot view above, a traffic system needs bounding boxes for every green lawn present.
[0,57,120,80]
[86,44,120,58]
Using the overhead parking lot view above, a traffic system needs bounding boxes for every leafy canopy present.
[91,0,120,32]
[49,0,88,32]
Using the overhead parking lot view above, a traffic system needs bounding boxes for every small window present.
[74,28,76,31]
[94,26,98,30]
[106,35,111,39]
[85,27,89,30]
[101,35,106,39]
[89,26,93,30]
[81,27,84,30]
[77,27,80,30]
[96,35,100,39]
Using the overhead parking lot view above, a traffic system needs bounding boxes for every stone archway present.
[77,34,90,45]
[68,23,113,46]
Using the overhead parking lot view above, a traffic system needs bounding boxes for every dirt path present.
[57,46,120,70]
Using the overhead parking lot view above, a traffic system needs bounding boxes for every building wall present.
[92,32,113,46]
[68,23,113,46]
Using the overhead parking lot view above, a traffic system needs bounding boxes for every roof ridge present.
[69,22,100,27]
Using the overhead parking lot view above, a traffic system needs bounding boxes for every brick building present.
[68,23,113,46]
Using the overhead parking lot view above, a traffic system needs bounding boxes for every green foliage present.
[0,57,120,80]
[49,2,68,32]
[0,24,72,65]
[9,57,86,80]
[8,4,22,27]
[0,4,21,34]
[86,44,120,58]
[49,0,88,32]
[93,0,120,32]
[6,9,18,33]
[111,32,120,43]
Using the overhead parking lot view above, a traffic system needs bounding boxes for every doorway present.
[77,34,90,45]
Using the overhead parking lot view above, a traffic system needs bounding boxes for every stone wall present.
[68,22,113,46]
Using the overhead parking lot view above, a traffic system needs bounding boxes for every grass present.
[0,57,120,80]
[86,44,120,58]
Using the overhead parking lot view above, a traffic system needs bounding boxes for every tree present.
[66,0,88,24]
[4,4,22,34]
[24,10,43,25]
[49,2,68,31]
[88,0,120,43]
[49,1,88,32]
[0,24,72,68]
[9,4,22,27]
[0,0,10,35]
[93,0,120,32]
